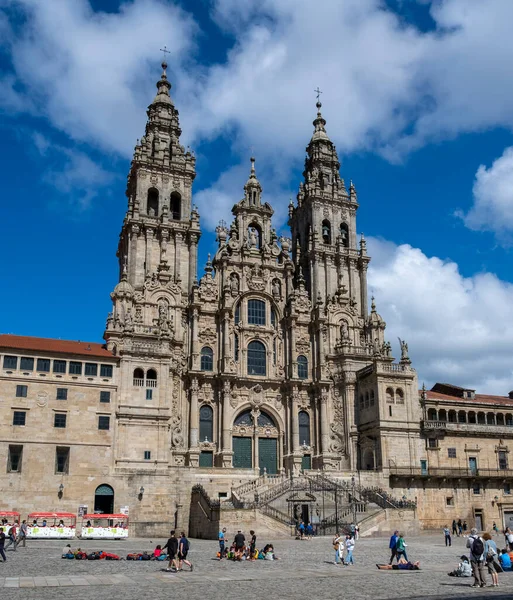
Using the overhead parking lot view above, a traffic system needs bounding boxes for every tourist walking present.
[333,532,344,565]
[355,524,360,540]
[467,527,486,587]
[162,530,179,572]
[178,532,193,572]
[0,528,6,562]
[492,522,499,537]
[452,520,458,536]
[483,532,499,587]
[345,534,355,565]
[395,533,408,562]
[218,527,226,559]
[388,530,399,564]
[249,530,257,559]
[4,522,17,552]
[15,520,27,548]
[443,525,452,547]
[457,519,463,536]
[463,521,468,535]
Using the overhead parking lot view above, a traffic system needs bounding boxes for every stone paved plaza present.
[0,534,512,599]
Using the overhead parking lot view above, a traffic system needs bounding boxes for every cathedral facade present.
[104,61,421,479]
[4,63,511,535]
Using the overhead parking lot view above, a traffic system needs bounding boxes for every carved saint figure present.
[398,337,409,360]
[272,279,281,297]
[248,227,258,249]
[340,320,350,342]
[230,273,239,294]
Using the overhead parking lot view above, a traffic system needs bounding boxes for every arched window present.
[133,368,144,386]
[427,408,437,421]
[234,303,240,325]
[458,410,466,424]
[271,307,276,328]
[234,410,253,426]
[298,411,310,446]
[170,191,181,220]
[386,388,394,403]
[147,188,159,216]
[468,411,476,424]
[94,484,114,514]
[487,412,495,425]
[477,412,486,425]
[506,414,513,427]
[200,347,213,372]
[448,410,457,423]
[340,223,349,247]
[395,388,404,404]
[322,220,331,244]
[199,405,213,442]
[497,413,505,426]
[247,340,266,376]
[257,411,275,427]
[297,355,308,379]
[234,334,239,362]
[438,409,447,421]
[248,299,266,326]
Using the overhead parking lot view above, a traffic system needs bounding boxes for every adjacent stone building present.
[1,63,511,535]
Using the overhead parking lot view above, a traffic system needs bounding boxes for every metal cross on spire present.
[160,46,171,60]
[314,87,323,102]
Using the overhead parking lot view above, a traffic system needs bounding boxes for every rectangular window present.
[98,416,110,430]
[448,448,457,458]
[504,483,511,495]
[20,357,34,371]
[199,451,214,467]
[100,364,113,378]
[54,413,67,428]
[428,438,438,449]
[36,358,50,372]
[100,391,111,403]
[3,355,17,369]
[146,389,153,400]
[55,447,70,474]
[472,484,481,495]
[247,299,266,326]
[53,360,66,373]
[85,363,98,376]
[446,496,454,506]
[56,388,68,400]
[499,451,508,470]
[16,384,28,398]
[144,451,151,460]
[69,361,82,375]
[13,411,26,426]
[7,445,23,473]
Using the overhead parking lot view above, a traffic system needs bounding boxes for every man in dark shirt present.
[162,530,179,572]
[234,530,245,549]
[0,528,7,562]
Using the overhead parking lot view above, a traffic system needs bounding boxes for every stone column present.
[344,372,357,470]
[290,316,297,378]
[221,380,233,467]
[175,231,182,283]
[223,314,230,364]
[291,390,300,453]
[188,233,199,292]
[129,224,140,285]
[319,388,329,455]
[145,227,154,277]
[191,308,199,369]
[360,263,368,318]
[253,408,260,473]
[189,378,199,447]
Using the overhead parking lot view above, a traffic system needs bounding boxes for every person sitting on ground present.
[62,543,72,557]
[448,555,472,577]
[499,549,512,571]
[377,558,421,570]
[152,544,163,560]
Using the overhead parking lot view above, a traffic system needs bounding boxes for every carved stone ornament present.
[245,266,265,291]
[198,272,219,302]
[36,392,48,407]
[250,384,264,407]
[230,391,239,409]
[171,415,184,448]
[329,421,345,454]
[199,326,217,344]
[296,336,310,354]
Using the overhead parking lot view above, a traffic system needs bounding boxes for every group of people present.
[450,519,468,537]
[0,521,28,560]
[217,528,278,561]
[332,533,356,565]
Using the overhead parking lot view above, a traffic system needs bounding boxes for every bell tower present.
[117,60,199,295]
[289,100,369,318]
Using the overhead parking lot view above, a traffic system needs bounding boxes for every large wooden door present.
[258,438,277,474]
[233,437,252,469]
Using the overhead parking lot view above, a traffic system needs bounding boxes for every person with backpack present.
[466,527,486,587]
[4,522,17,552]
[178,532,193,571]
[395,533,408,562]
[483,532,499,587]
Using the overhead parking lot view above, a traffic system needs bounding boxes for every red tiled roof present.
[0,334,116,359]
[423,390,513,407]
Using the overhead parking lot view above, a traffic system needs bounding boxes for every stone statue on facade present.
[398,338,410,362]
[248,227,258,249]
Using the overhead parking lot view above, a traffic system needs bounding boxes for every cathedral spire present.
[243,156,263,206]
[152,61,173,106]
[311,100,330,143]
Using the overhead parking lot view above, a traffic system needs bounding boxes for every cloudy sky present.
[1,0,512,393]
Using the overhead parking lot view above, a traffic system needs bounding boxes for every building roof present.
[424,389,513,407]
[0,334,116,360]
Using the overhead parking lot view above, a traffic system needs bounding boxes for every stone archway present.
[232,408,279,474]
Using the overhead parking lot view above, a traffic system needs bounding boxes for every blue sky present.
[1,0,513,393]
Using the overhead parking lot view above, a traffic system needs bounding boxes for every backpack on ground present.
[472,537,484,558]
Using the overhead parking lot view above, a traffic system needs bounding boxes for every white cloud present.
[459,146,513,243]
[367,237,513,394]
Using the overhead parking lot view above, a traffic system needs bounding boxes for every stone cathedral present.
[104,60,420,479]
[3,63,512,536]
